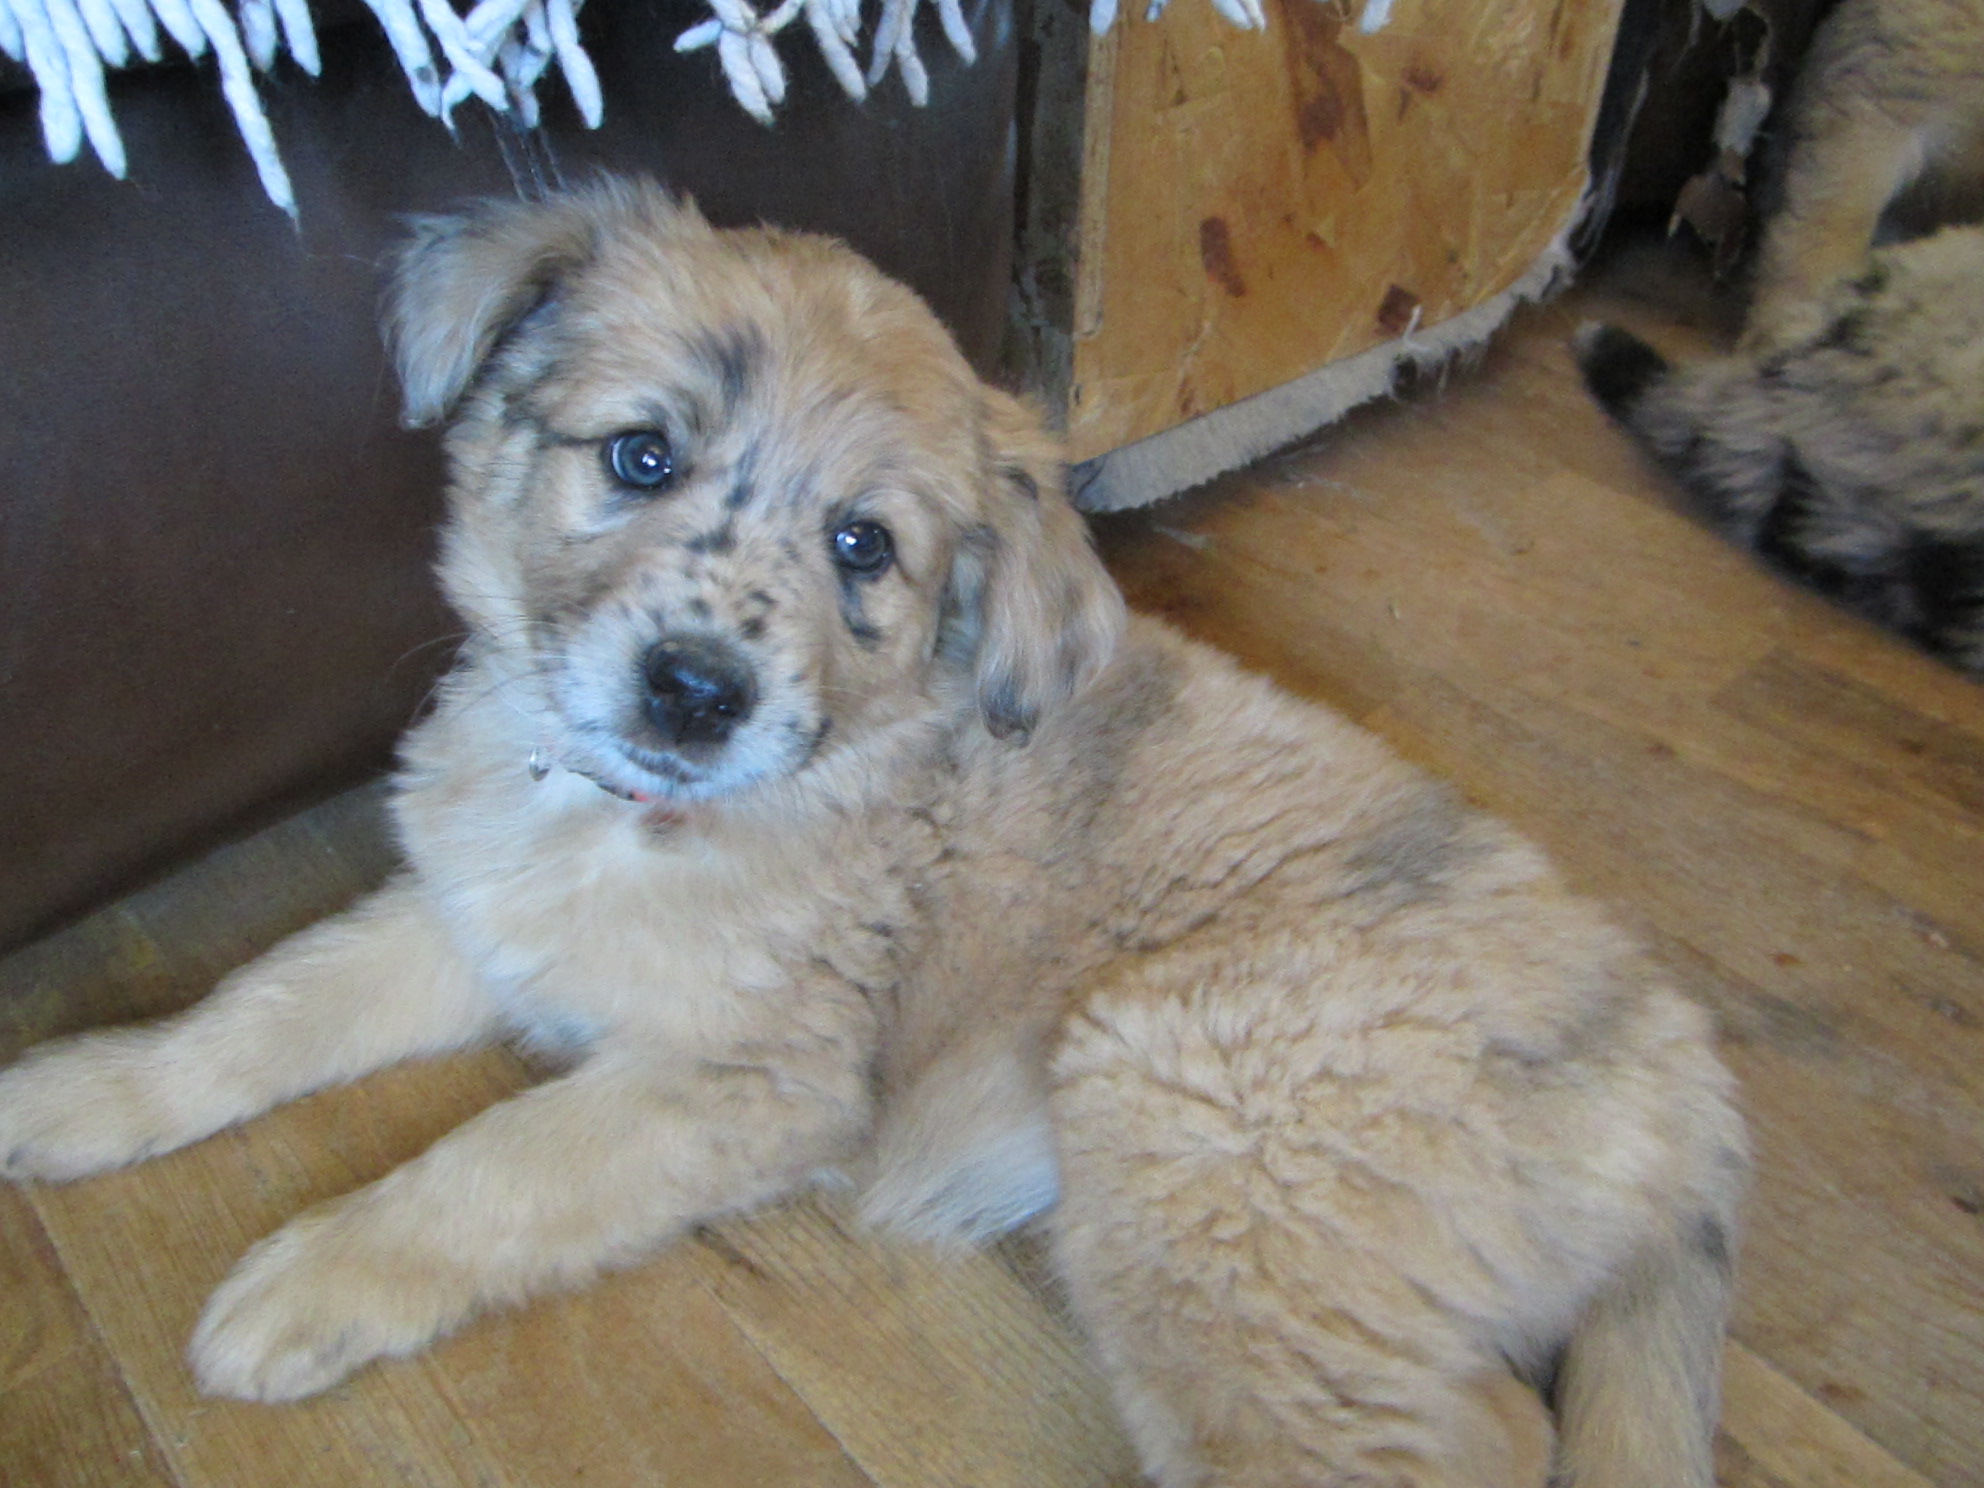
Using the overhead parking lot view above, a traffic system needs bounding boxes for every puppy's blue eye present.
[605,430,675,490]
[832,520,894,575]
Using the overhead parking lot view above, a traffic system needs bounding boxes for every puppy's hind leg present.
[0,876,498,1181]
[1552,1215,1738,1488]
[1048,991,1553,1488]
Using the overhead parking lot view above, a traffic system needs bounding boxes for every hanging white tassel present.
[891,18,927,104]
[676,0,821,118]
[5,0,86,162]
[932,0,973,64]
[100,0,161,59]
[542,0,598,125]
[146,0,207,58]
[863,0,909,85]
[682,0,1297,118]
[269,0,316,71]
[44,0,126,174]
[802,0,864,101]
[418,0,506,114]
[0,0,25,57]
[187,0,295,213]
[238,0,278,71]
[72,0,129,66]
[492,0,552,121]
[361,0,442,116]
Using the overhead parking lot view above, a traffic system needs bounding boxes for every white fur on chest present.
[400,756,848,1052]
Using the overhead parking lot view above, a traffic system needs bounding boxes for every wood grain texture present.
[0,1185,176,1488]
[1066,0,1622,459]
[2,245,1978,1486]
[1719,1344,1935,1488]
[691,1199,1139,1488]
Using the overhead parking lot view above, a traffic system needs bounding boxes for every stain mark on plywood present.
[1280,0,1372,180]
[1377,284,1421,337]
[1200,218,1248,297]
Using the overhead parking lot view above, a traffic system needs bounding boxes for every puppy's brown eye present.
[605,430,675,491]
[832,520,894,575]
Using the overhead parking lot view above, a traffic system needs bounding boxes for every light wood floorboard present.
[3,250,1977,1487]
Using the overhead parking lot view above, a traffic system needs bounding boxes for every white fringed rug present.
[0,0,1270,216]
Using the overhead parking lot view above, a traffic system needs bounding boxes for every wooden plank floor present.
[5,245,1980,1488]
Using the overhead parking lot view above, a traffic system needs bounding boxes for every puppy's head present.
[387,179,1123,803]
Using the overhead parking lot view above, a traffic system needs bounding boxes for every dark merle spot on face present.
[686,523,736,555]
[740,615,766,641]
[795,713,834,766]
[981,677,1035,743]
[500,393,539,432]
[690,324,765,411]
[725,443,760,512]
[840,581,884,650]
[463,288,567,421]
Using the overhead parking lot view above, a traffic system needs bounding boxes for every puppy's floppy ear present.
[946,390,1126,742]
[385,196,594,428]
[385,181,708,428]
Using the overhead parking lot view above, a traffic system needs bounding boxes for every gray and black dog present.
[1579,225,1984,677]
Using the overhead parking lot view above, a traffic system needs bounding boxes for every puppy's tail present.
[1551,1217,1736,1488]
[1572,323,1714,511]
[1572,321,1784,547]
[1574,322,1672,423]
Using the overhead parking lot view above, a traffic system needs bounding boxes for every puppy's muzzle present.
[640,637,757,749]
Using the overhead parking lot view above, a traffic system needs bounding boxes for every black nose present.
[641,638,757,747]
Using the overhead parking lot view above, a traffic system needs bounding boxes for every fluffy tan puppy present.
[0,181,1745,1488]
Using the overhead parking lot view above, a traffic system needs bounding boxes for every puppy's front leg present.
[190,1034,873,1401]
[0,876,496,1181]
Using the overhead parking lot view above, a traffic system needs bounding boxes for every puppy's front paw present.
[0,1030,180,1182]
[191,1203,471,1401]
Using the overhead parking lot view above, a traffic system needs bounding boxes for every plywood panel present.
[1068,0,1622,459]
